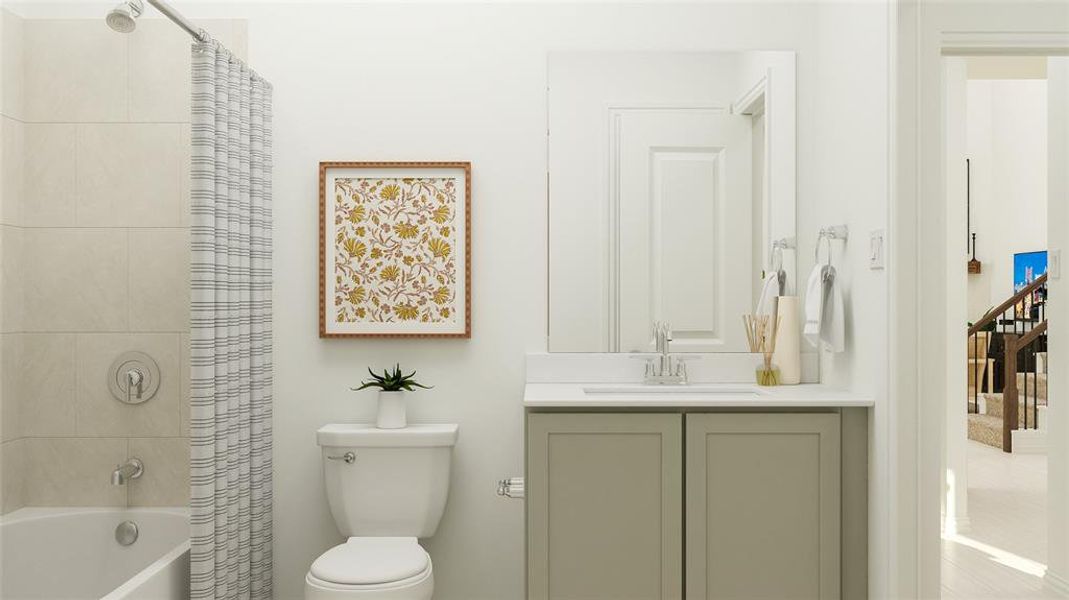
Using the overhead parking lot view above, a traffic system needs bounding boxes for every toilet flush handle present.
[327,452,355,464]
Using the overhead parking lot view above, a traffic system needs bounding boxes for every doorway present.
[942,54,1064,600]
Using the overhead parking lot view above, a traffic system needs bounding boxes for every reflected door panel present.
[614,109,752,352]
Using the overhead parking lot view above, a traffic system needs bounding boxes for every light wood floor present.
[942,441,1060,599]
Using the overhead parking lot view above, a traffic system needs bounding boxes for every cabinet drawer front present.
[527,413,683,600]
[685,413,841,600]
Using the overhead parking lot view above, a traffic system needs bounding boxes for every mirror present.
[548,51,797,353]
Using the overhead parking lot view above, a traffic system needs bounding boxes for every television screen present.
[1014,250,1048,293]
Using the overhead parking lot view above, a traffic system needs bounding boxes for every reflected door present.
[614,109,752,352]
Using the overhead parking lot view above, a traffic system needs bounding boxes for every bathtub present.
[0,507,189,600]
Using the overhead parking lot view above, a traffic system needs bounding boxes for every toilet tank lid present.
[317,423,459,448]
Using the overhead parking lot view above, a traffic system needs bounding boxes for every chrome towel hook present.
[769,237,795,273]
[815,225,848,266]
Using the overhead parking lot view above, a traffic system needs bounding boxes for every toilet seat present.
[305,537,434,600]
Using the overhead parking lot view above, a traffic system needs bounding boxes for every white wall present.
[966,79,1048,321]
[810,4,890,595]
[243,3,889,598]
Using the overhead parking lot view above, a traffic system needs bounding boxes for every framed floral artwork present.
[319,162,471,338]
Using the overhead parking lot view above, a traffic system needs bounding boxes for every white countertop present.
[524,382,874,408]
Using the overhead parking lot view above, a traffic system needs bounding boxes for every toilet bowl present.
[306,424,458,600]
[304,537,433,600]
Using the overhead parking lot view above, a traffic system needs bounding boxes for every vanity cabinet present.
[684,413,840,600]
[527,410,863,600]
[526,414,683,600]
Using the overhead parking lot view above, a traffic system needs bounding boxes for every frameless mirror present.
[548,51,797,353]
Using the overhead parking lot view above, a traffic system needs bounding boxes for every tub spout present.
[111,458,143,486]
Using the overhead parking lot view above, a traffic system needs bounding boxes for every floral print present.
[333,177,458,324]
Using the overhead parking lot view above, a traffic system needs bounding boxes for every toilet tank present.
[316,423,458,538]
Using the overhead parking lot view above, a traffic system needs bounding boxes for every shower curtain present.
[189,40,274,600]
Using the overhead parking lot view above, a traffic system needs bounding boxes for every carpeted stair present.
[967,389,1047,450]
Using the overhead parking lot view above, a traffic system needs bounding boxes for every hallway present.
[943,441,1057,599]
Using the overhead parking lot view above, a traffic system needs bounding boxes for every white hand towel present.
[755,271,780,318]
[821,266,845,353]
[803,265,824,349]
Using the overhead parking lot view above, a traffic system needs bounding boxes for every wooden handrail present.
[968,273,1047,336]
[1017,320,1048,349]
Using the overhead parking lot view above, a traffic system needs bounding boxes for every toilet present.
[306,423,459,599]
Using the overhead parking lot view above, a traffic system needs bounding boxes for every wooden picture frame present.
[319,161,471,338]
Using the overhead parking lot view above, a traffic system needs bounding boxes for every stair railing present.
[1002,321,1047,452]
[967,273,1047,452]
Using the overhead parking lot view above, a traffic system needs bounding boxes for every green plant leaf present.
[352,364,432,394]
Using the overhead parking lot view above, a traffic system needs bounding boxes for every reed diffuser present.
[743,314,781,386]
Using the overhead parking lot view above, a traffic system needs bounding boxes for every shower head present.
[106,0,144,34]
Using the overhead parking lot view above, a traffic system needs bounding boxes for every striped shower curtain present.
[189,40,274,600]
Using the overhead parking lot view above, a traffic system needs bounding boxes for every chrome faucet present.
[111,458,144,486]
[643,322,689,385]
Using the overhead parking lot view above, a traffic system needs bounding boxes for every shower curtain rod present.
[148,0,210,43]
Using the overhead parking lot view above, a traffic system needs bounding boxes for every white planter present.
[376,391,407,429]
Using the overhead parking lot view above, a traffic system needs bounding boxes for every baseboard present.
[1011,429,1047,454]
[1044,570,1069,598]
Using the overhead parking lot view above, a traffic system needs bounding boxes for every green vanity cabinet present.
[685,413,841,600]
[526,410,865,600]
[526,413,684,600]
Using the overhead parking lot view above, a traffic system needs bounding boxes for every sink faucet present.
[111,458,144,486]
[644,322,689,385]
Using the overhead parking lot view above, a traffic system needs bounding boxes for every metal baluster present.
[1024,342,1029,429]
[1034,336,1040,429]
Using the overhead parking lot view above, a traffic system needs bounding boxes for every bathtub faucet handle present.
[126,368,144,402]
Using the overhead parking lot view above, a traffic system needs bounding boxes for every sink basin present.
[582,385,762,396]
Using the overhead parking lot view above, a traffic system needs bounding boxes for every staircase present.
[966,275,1048,452]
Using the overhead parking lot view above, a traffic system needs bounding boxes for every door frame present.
[891,4,1069,597]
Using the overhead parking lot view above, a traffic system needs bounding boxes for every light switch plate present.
[1052,249,1062,280]
[869,229,885,270]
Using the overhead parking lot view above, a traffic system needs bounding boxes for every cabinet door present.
[527,413,683,600]
[685,413,840,600]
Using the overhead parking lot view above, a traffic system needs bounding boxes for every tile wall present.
[0,11,246,513]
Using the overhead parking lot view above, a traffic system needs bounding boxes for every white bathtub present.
[0,507,189,600]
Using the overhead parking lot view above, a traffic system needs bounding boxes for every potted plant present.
[353,364,432,429]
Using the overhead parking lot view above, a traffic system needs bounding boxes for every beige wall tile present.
[178,124,190,227]
[1,115,24,226]
[18,334,76,437]
[23,123,76,227]
[128,20,190,123]
[129,228,190,332]
[214,20,249,61]
[23,437,127,506]
[179,333,189,437]
[128,437,189,507]
[23,20,126,123]
[1,438,26,514]
[75,333,180,437]
[0,224,22,333]
[22,228,128,332]
[76,124,182,227]
[1,9,25,121]
[0,333,20,442]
